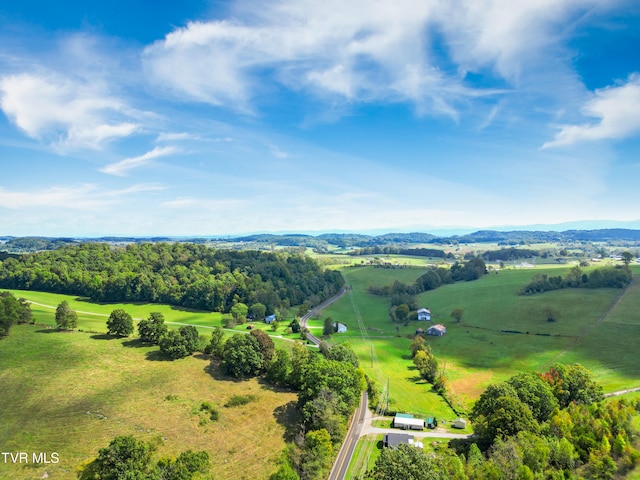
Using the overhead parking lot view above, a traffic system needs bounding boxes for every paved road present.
[328,391,368,480]
[300,287,348,346]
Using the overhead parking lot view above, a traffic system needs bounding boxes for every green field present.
[319,264,640,413]
[3,261,640,478]
[0,324,297,480]
[5,288,307,346]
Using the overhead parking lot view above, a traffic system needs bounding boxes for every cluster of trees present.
[135,311,203,360]
[55,303,206,361]
[349,246,452,258]
[0,243,344,315]
[481,247,540,262]
[203,326,364,480]
[0,291,32,337]
[78,435,210,480]
[463,364,640,478]
[367,364,639,479]
[411,335,445,393]
[520,265,632,295]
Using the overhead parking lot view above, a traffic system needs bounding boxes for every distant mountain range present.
[2,228,640,253]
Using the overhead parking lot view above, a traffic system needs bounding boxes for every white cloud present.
[161,196,247,210]
[0,184,164,210]
[543,74,640,148]
[143,0,607,115]
[101,146,178,176]
[269,144,290,159]
[0,73,140,150]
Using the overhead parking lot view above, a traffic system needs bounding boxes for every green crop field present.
[0,324,297,480]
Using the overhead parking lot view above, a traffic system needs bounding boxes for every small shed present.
[393,414,424,430]
[264,314,276,324]
[427,324,446,336]
[417,308,432,321]
[425,417,438,429]
[453,418,467,429]
[383,433,413,449]
[333,322,347,333]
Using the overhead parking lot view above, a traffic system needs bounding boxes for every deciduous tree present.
[221,333,263,378]
[92,435,153,480]
[106,309,133,337]
[55,300,78,330]
[137,312,167,344]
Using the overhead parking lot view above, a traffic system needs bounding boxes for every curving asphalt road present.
[300,286,348,346]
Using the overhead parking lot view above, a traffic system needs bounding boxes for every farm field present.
[319,264,640,413]
[0,324,297,480]
[4,289,306,346]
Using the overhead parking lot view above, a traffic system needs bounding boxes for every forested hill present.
[227,229,640,246]
[0,243,344,314]
[2,229,640,254]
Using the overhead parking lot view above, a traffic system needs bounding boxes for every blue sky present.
[1,0,639,236]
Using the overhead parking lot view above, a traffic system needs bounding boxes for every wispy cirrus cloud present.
[0,72,139,150]
[543,74,640,148]
[0,183,164,210]
[101,146,178,176]
[142,0,608,117]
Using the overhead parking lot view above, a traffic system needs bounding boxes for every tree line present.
[519,265,632,295]
[0,242,344,315]
[349,246,453,258]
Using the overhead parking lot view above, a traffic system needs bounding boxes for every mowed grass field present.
[4,289,306,346]
[318,264,640,412]
[0,324,297,480]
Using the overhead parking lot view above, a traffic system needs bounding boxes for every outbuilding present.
[333,322,347,333]
[417,308,432,321]
[453,418,467,429]
[264,314,276,324]
[427,324,447,336]
[425,417,438,429]
[393,414,424,430]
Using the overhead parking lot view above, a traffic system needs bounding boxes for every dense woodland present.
[0,243,344,314]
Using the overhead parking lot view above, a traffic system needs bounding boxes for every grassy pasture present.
[0,325,297,480]
[5,289,308,347]
[317,266,459,419]
[6,289,223,331]
[319,264,640,412]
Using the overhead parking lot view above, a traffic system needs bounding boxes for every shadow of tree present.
[192,353,211,361]
[121,338,146,348]
[203,361,246,383]
[35,328,60,334]
[144,350,173,362]
[273,400,300,442]
[90,333,117,340]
